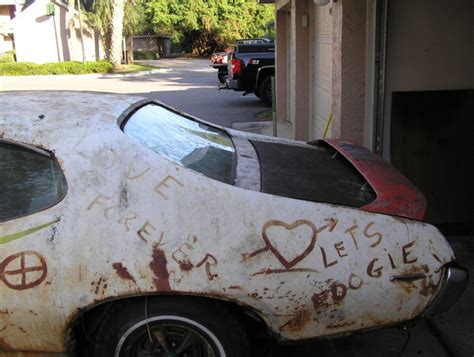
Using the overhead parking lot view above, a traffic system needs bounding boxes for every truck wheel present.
[258,76,273,107]
[93,297,250,357]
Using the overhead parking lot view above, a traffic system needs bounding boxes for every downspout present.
[373,0,388,155]
[52,11,61,61]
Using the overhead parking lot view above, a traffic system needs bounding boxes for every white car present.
[0,91,467,356]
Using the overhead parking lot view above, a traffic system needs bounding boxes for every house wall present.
[0,4,14,53]
[0,34,13,52]
[331,0,367,145]
[13,0,101,63]
[0,5,11,24]
[290,0,310,141]
[274,0,368,145]
[310,3,332,140]
[275,8,289,123]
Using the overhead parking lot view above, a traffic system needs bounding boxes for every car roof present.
[0,91,144,151]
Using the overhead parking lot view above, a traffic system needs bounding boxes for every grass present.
[0,61,159,76]
[256,110,273,121]
[112,63,159,74]
[133,51,157,60]
[0,52,15,63]
[0,61,114,76]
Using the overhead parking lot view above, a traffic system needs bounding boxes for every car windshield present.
[123,103,236,185]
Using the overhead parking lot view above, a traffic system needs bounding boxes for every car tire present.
[258,75,273,107]
[93,297,250,357]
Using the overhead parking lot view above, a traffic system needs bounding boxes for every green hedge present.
[0,61,114,76]
[0,52,15,63]
[133,51,157,60]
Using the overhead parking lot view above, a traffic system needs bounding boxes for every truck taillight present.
[231,58,242,77]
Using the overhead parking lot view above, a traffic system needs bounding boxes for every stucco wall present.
[331,0,367,145]
[0,4,11,22]
[275,10,289,123]
[13,0,101,63]
[290,0,310,141]
[274,0,367,144]
[0,4,14,54]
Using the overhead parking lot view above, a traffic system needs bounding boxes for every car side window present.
[0,141,67,221]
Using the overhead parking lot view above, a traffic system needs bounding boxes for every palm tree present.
[84,0,145,66]
[109,0,125,65]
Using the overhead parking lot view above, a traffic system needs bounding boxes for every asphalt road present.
[0,58,266,128]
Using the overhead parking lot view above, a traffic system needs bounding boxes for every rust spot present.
[393,280,417,294]
[0,309,9,315]
[331,283,347,302]
[365,315,390,327]
[279,309,311,333]
[312,290,330,310]
[420,276,438,297]
[327,321,356,329]
[149,244,171,291]
[312,282,347,310]
[0,337,12,350]
[112,262,136,283]
[179,260,194,272]
[91,276,108,295]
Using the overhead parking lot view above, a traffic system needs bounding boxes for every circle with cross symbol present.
[0,251,48,290]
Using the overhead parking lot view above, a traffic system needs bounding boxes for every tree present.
[123,0,147,63]
[85,0,146,65]
[145,0,275,56]
[109,0,125,65]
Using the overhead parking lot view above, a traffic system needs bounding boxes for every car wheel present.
[93,297,250,357]
[258,76,273,107]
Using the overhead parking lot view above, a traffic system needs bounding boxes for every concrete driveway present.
[0,58,267,128]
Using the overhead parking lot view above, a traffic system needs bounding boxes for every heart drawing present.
[262,220,318,269]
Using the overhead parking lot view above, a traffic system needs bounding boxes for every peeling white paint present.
[0,91,455,352]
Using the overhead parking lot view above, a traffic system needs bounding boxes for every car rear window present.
[122,103,236,185]
[250,140,376,207]
[0,141,67,221]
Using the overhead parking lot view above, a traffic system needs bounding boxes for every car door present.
[0,140,68,351]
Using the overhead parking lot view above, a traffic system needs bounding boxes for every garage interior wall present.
[383,0,474,228]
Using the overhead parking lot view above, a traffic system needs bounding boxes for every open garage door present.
[378,0,474,232]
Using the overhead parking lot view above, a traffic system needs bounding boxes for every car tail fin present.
[317,139,426,220]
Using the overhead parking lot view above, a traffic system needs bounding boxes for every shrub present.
[0,61,114,76]
[0,52,15,63]
[133,51,157,60]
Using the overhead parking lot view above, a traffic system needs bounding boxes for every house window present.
[0,141,67,221]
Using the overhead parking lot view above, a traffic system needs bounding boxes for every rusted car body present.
[0,91,467,355]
